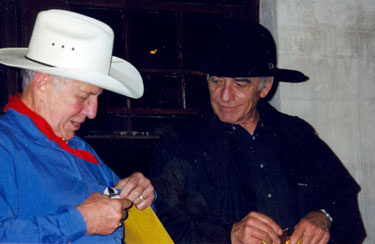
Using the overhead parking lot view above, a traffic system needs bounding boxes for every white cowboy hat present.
[0,9,143,98]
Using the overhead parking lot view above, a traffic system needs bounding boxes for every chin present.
[217,115,237,124]
[64,133,75,140]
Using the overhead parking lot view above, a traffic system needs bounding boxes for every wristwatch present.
[319,209,333,222]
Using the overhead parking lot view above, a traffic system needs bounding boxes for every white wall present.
[260,0,375,242]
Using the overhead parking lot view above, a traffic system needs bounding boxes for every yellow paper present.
[124,205,174,244]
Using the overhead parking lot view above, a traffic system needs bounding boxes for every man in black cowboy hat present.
[149,21,365,244]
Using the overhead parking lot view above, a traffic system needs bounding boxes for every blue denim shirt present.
[0,108,123,243]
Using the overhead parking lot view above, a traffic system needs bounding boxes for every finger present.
[134,194,154,210]
[140,183,155,199]
[317,233,330,244]
[117,220,124,229]
[255,229,274,244]
[309,232,322,244]
[106,199,131,224]
[250,223,279,244]
[124,184,145,202]
[244,213,281,244]
[116,179,139,200]
[118,198,132,210]
[249,212,283,236]
[125,181,153,203]
[301,235,317,244]
[94,192,111,199]
[133,189,155,210]
[121,208,128,221]
[288,228,304,244]
[132,184,154,205]
[232,218,276,244]
[116,173,150,200]
[261,240,274,244]
[308,228,328,244]
[133,193,145,205]
[115,177,129,190]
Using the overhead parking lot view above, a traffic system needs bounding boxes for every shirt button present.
[268,193,272,198]
[260,164,264,168]
[232,126,236,130]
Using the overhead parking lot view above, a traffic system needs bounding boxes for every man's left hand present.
[288,211,331,244]
[115,172,155,210]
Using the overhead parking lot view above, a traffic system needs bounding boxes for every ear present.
[32,72,52,100]
[260,77,274,98]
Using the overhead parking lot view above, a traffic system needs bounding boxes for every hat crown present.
[0,9,144,98]
[206,21,277,77]
[194,20,308,82]
[26,10,114,74]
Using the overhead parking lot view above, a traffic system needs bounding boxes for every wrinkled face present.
[42,79,103,140]
[208,76,271,126]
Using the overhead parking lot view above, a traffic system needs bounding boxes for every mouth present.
[71,121,82,130]
[218,104,237,111]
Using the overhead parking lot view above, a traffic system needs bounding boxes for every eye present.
[77,93,89,100]
[234,81,249,88]
[210,78,223,85]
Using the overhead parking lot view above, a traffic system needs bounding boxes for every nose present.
[220,82,235,102]
[83,96,98,119]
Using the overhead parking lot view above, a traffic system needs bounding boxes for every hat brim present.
[196,55,308,83]
[0,48,143,98]
[269,68,309,83]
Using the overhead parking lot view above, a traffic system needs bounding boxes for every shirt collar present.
[4,94,100,165]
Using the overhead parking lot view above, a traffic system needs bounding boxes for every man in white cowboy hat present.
[149,21,366,244]
[0,9,154,243]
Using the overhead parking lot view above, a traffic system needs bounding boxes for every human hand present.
[288,211,330,244]
[76,192,131,235]
[115,172,155,210]
[231,211,283,244]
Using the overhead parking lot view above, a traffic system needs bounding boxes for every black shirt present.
[233,120,298,233]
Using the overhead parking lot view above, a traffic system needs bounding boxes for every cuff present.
[56,206,87,242]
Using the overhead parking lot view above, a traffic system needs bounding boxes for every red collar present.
[4,94,100,165]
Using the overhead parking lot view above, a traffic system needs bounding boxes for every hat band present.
[25,55,54,68]
[247,63,275,77]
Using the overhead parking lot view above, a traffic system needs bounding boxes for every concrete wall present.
[260,0,375,242]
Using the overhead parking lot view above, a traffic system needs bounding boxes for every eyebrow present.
[233,78,251,82]
[78,85,103,95]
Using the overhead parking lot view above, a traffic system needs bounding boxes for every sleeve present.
[290,118,366,243]
[0,142,87,243]
[149,131,232,244]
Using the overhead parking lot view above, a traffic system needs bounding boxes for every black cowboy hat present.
[195,20,308,82]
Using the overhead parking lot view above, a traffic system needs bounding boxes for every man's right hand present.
[231,211,283,244]
[76,193,132,235]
